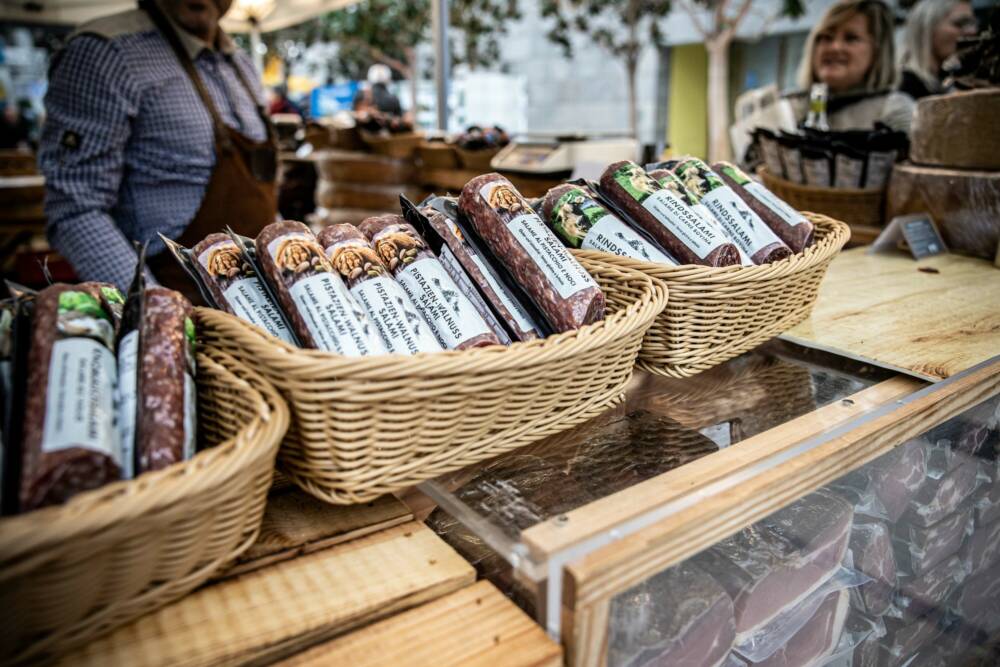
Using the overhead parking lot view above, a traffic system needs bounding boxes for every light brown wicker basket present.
[197,254,668,505]
[576,213,850,379]
[0,348,289,665]
[759,167,886,227]
[456,146,501,171]
[361,131,424,159]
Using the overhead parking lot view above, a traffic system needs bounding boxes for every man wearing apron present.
[38,0,277,300]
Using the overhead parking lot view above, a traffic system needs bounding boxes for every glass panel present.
[604,394,1000,667]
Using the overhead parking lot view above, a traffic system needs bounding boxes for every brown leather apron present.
[143,1,277,303]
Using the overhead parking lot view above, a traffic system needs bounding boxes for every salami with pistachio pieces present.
[459,173,605,333]
[358,215,500,350]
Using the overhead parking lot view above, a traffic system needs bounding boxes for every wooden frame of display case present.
[510,357,1000,667]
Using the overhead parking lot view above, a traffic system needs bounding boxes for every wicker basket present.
[759,167,885,227]
[417,142,460,169]
[576,213,850,379]
[197,254,668,505]
[456,146,501,171]
[0,349,289,664]
[361,131,424,159]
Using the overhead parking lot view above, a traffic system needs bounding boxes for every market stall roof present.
[0,0,361,33]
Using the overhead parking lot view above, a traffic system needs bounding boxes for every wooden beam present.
[62,523,475,667]
[277,581,562,667]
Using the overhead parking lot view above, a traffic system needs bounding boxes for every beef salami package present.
[672,159,791,264]
[540,183,677,265]
[754,128,786,178]
[255,221,385,356]
[1,295,30,515]
[459,173,605,333]
[419,196,547,342]
[358,214,500,350]
[20,284,123,510]
[712,162,815,253]
[318,224,442,355]
[599,160,740,267]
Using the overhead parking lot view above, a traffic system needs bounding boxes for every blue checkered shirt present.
[38,9,266,290]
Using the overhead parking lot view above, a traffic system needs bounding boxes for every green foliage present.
[540,0,672,66]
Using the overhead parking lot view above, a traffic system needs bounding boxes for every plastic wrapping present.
[891,554,968,623]
[892,503,974,577]
[733,567,868,663]
[846,517,896,616]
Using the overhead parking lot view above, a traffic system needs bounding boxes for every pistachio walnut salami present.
[458,173,605,333]
[255,220,385,356]
[599,161,740,267]
[20,284,122,510]
[358,215,500,350]
[318,224,442,355]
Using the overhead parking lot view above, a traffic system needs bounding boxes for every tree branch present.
[746,4,788,43]
[720,0,754,42]
[676,0,709,38]
[342,37,411,76]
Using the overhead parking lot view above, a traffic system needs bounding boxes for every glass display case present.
[419,340,1000,667]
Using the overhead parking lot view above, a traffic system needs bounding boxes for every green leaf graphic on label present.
[718,163,751,186]
[101,286,125,305]
[552,187,608,248]
[675,160,724,200]
[184,317,196,348]
[58,291,109,320]
[613,163,659,203]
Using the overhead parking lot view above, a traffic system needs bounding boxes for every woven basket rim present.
[195,254,669,379]
[575,213,850,284]
[0,348,289,565]
[758,166,884,196]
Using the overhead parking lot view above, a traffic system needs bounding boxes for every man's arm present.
[38,35,144,290]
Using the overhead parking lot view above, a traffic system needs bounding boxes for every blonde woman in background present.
[794,0,916,133]
[899,0,979,99]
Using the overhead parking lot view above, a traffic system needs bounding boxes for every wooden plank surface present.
[523,376,920,559]
[785,248,1000,381]
[219,487,412,579]
[564,359,1000,667]
[62,522,475,667]
[278,581,561,667]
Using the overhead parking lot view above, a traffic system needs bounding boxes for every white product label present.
[641,189,729,260]
[744,182,809,229]
[865,151,896,189]
[470,253,538,336]
[834,155,865,189]
[183,372,196,460]
[581,215,675,265]
[351,276,442,355]
[506,213,598,300]
[803,157,831,188]
[288,273,386,356]
[42,337,120,463]
[116,330,138,478]
[223,278,295,344]
[438,246,511,345]
[397,257,493,349]
[702,188,785,260]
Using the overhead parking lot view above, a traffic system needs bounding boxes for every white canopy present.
[0,0,359,33]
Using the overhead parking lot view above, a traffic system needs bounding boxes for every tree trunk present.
[706,35,732,163]
[407,51,419,120]
[626,58,639,139]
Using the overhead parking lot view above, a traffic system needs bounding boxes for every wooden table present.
[785,247,1000,381]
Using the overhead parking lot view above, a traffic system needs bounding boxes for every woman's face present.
[932,2,978,66]
[813,13,875,94]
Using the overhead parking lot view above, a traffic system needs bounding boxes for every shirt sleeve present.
[881,92,916,135]
[38,34,146,291]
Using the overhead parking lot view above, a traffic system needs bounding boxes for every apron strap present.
[140,0,234,152]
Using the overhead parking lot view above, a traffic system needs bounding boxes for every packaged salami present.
[540,183,677,265]
[0,296,27,515]
[673,158,791,265]
[832,142,867,189]
[647,168,753,266]
[712,162,815,253]
[459,173,605,333]
[317,224,442,355]
[19,284,123,510]
[599,160,740,267]
[255,221,386,356]
[357,214,500,350]
[159,233,297,345]
[420,196,548,341]
[800,143,833,188]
